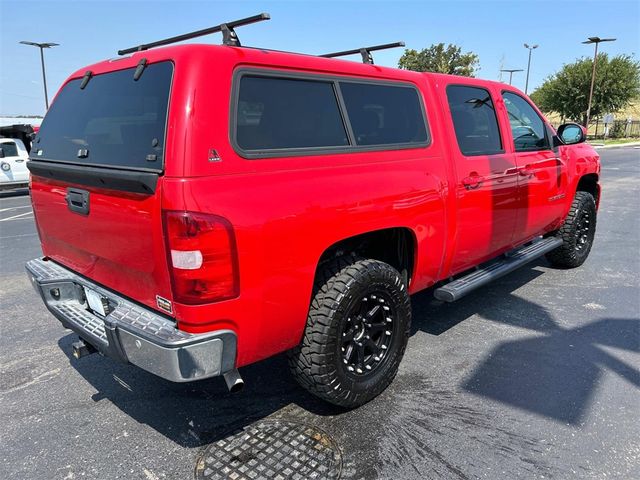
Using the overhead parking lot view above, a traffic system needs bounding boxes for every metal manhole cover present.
[195,419,342,480]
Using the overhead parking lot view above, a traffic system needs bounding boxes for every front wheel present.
[545,191,597,268]
[288,257,411,408]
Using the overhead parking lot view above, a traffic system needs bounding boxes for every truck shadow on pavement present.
[411,261,640,425]
[57,334,339,448]
[58,261,639,451]
[461,316,639,424]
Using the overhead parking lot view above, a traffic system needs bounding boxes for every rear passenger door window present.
[0,142,19,157]
[339,82,428,146]
[235,76,348,151]
[446,85,502,156]
[502,92,550,151]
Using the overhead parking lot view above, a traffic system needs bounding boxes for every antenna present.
[118,13,270,55]
[321,42,405,64]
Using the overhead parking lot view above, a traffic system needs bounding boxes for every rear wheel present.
[545,191,597,268]
[288,257,411,408]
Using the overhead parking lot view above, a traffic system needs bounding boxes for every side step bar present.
[434,237,563,302]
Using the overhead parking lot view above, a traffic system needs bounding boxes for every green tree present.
[398,43,479,77]
[530,53,640,125]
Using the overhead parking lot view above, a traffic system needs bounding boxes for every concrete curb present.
[591,141,640,149]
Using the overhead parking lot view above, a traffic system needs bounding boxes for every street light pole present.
[500,68,524,85]
[38,47,49,109]
[524,43,538,95]
[19,41,59,110]
[582,36,616,129]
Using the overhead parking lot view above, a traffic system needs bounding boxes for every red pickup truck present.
[26,16,600,408]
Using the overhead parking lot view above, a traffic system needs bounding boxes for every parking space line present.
[0,211,33,222]
[0,233,38,239]
[0,205,32,213]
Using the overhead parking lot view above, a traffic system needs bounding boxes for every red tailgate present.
[31,178,172,313]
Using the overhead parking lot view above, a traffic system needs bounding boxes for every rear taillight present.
[163,211,239,304]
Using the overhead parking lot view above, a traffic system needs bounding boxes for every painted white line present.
[0,211,33,222]
[0,233,38,240]
[0,205,31,213]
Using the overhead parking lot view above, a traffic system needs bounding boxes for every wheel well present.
[317,228,416,286]
[576,173,600,203]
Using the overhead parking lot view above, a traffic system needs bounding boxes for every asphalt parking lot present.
[1,147,639,480]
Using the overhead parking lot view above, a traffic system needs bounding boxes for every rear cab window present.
[232,70,429,158]
[33,61,173,171]
[340,82,428,146]
[446,85,503,156]
[236,76,349,151]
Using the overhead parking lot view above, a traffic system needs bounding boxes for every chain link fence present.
[590,119,640,139]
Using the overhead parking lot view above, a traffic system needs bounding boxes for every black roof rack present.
[117,14,405,65]
[320,41,405,64]
[117,13,270,55]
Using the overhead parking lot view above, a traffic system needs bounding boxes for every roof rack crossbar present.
[117,13,270,55]
[320,41,405,64]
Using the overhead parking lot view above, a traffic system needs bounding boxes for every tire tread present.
[288,256,410,408]
[545,191,597,268]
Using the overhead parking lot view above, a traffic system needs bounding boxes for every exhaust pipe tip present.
[223,369,244,393]
[72,338,97,359]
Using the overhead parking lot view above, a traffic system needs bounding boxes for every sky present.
[1,0,639,115]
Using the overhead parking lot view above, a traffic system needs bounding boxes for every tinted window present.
[34,61,173,171]
[339,82,428,146]
[236,76,348,151]
[0,142,18,157]
[446,85,502,156]
[503,92,549,151]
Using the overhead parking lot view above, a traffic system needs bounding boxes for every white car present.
[0,138,29,189]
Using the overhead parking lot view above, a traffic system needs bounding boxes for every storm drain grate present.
[195,420,342,480]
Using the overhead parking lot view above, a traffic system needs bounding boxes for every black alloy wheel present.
[340,291,396,376]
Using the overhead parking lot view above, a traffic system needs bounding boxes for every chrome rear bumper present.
[25,257,236,382]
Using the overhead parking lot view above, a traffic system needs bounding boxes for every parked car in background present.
[0,138,29,189]
[0,123,36,153]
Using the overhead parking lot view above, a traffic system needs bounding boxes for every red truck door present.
[500,91,568,240]
[443,84,520,275]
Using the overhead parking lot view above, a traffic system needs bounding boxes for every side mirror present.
[556,123,586,145]
[0,148,4,159]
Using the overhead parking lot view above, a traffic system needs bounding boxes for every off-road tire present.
[288,257,411,408]
[545,191,597,268]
